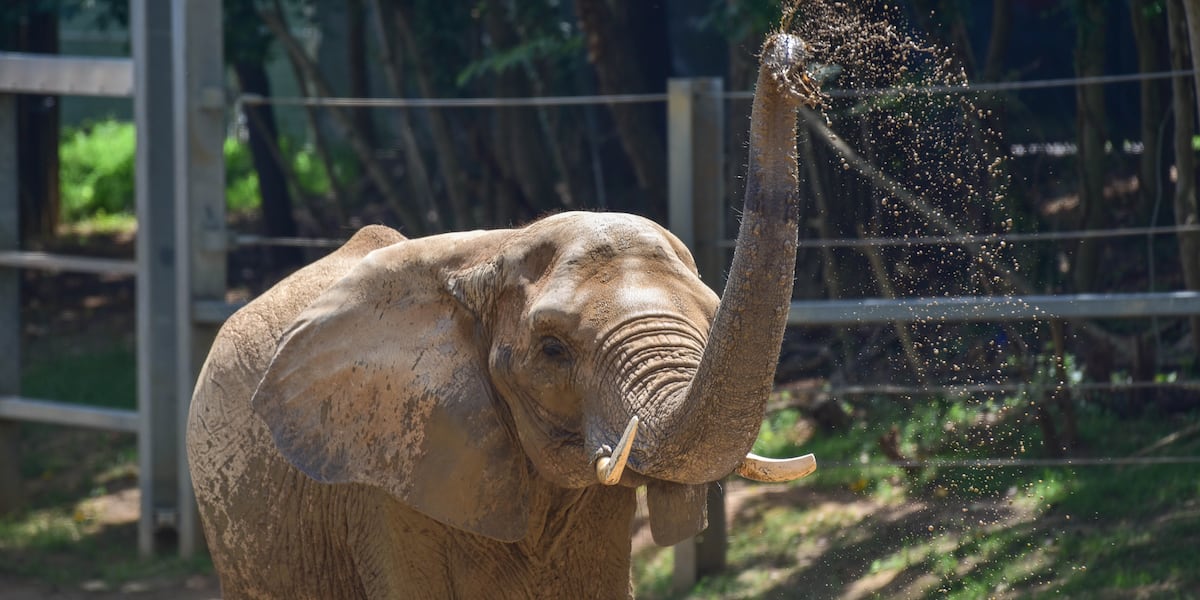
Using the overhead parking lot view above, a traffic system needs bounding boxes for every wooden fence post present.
[667,76,727,590]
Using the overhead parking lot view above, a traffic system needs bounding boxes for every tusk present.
[735,452,817,483]
[595,416,639,486]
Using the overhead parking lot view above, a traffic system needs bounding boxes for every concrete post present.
[133,0,180,557]
[666,77,728,590]
[668,77,727,289]
[171,0,226,559]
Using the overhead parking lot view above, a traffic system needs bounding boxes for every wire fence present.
[236,225,1200,251]
[822,455,1200,469]
[779,380,1200,400]
[237,91,669,109]
[237,69,1196,110]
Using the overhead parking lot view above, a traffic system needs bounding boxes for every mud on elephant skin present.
[188,31,819,600]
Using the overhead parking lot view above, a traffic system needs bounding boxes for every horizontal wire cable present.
[786,224,1200,249]
[238,92,668,108]
[237,70,1195,109]
[816,455,1200,469]
[232,234,346,249]
[800,380,1200,399]
[235,224,1200,251]
[722,69,1196,101]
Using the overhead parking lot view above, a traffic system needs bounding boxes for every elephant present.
[187,31,820,599]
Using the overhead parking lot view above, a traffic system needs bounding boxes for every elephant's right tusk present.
[735,452,817,483]
[595,416,639,486]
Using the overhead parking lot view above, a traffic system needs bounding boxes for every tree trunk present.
[391,3,472,229]
[1071,0,1109,293]
[1171,0,1200,359]
[234,62,302,268]
[1130,0,1169,225]
[275,29,349,225]
[575,0,669,222]
[346,0,376,148]
[982,0,1013,82]
[482,0,560,222]
[362,0,443,232]
[5,2,60,243]
[261,2,426,234]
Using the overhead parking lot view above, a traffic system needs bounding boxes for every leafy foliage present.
[225,137,262,214]
[58,121,136,222]
[457,33,583,87]
[59,119,275,221]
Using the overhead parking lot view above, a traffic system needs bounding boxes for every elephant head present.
[250,32,818,547]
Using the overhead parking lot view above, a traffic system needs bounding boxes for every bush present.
[59,120,136,222]
[59,119,265,223]
[224,137,261,214]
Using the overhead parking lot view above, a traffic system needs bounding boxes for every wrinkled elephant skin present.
[188,31,816,600]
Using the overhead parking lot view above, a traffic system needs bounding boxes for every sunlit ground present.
[634,397,1200,599]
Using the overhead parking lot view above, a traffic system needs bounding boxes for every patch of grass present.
[22,343,136,410]
[633,544,674,598]
[0,503,211,585]
[4,343,212,586]
[60,212,138,237]
[638,394,1200,599]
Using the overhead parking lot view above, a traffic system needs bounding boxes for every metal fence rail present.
[794,380,1200,399]
[787,291,1200,325]
[0,52,133,97]
[722,69,1195,100]
[0,396,139,433]
[0,251,138,276]
[238,91,668,108]
[822,455,1200,469]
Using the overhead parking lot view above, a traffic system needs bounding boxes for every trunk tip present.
[760,33,825,109]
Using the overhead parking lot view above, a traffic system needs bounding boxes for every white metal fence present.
[0,0,224,559]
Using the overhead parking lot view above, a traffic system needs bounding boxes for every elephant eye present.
[540,336,571,362]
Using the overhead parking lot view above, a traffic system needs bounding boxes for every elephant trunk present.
[633,33,813,484]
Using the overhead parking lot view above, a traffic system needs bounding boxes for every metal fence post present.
[172,0,226,559]
[133,0,181,558]
[667,76,728,590]
[668,78,726,289]
[0,93,23,516]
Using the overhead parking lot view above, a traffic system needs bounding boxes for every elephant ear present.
[251,241,531,542]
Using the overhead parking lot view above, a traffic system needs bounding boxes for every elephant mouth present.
[592,414,817,488]
[578,415,816,546]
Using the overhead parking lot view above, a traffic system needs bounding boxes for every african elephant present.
[187,32,818,599]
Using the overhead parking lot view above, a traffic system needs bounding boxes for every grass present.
[1,338,214,587]
[635,393,1200,599]
[21,342,136,410]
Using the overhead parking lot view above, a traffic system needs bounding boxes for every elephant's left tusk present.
[735,452,817,483]
[595,416,639,486]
